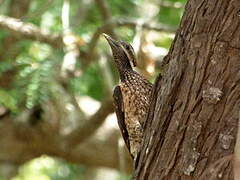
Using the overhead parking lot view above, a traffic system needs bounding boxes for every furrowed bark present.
[135,0,240,179]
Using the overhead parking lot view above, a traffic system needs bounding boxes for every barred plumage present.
[103,34,152,160]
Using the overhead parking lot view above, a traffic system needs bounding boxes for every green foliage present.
[158,7,184,26]
[70,63,105,101]
[0,60,13,74]
[0,0,10,15]
[116,27,135,42]
[16,43,54,109]
[27,0,62,31]
[153,32,174,49]
[73,4,101,36]
[117,173,132,180]
[12,156,86,180]
[0,31,9,42]
[109,0,138,17]
[0,89,17,112]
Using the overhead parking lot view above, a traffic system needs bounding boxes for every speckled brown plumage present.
[103,34,152,160]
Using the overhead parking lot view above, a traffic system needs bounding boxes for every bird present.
[103,33,153,161]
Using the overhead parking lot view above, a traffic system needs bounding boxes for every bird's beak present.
[103,33,118,49]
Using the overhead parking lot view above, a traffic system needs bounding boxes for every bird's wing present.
[113,85,132,158]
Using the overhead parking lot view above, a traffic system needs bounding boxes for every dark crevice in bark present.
[135,0,240,179]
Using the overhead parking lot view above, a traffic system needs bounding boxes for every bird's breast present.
[120,81,151,126]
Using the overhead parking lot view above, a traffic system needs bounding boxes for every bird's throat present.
[115,59,133,81]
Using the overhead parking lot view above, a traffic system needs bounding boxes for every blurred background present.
[0,0,185,179]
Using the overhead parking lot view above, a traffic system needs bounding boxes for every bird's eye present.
[125,45,130,50]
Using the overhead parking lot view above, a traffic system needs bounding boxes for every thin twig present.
[0,15,63,48]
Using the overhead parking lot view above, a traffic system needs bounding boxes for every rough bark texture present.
[135,0,240,179]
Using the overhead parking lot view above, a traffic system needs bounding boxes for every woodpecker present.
[103,34,152,160]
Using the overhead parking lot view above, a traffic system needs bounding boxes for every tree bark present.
[135,0,240,179]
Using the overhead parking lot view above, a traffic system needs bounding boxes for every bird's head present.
[103,33,137,70]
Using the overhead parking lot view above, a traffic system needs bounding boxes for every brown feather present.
[104,34,153,160]
[113,86,133,158]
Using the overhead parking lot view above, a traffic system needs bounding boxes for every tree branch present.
[0,113,132,173]
[83,17,177,68]
[0,15,176,70]
[0,15,63,48]
[66,97,114,147]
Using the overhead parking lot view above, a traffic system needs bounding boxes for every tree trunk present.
[135,0,240,179]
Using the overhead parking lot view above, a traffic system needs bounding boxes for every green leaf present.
[0,89,17,112]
